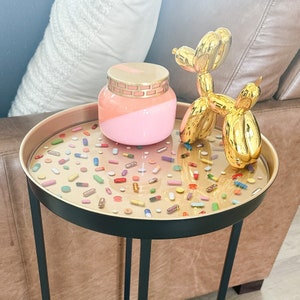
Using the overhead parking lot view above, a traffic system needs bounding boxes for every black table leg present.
[138,239,152,300]
[27,182,50,300]
[124,238,133,300]
[217,219,244,300]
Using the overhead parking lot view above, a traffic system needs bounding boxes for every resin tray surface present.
[22,103,275,222]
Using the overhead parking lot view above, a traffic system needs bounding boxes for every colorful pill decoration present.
[41,179,56,187]
[114,177,127,183]
[152,165,161,174]
[93,175,104,184]
[74,153,87,159]
[206,184,218,193]
[167,204,179,214]
[207,173,218,182]
[105,187,112,195]
[234,181,248,189]
[83,188,96,197]
[108,159,119,164]
[125,161,137,168]
[193,170,199,180]
[32,163,41,172]
[168,192,175,201]
[181,153,190,158]
[121,169,128,176]
[191,202,205,208]
[144,209,152,217]
[157,146,167,153]
[232,173,243,180]
[176,187,185,194]
[188,162,197,167]
[167,180,182,186]
[161,155,175,162]
[96,143,109,148]
[82,138,88,146]
[93,157,99,166]
[149,195,161,202]
[72,126,82,132]
[183,142,192,151]
[173,165,182,171]
[51,138,64,145]
[123,153,134,158]
[68,173,79,182]
[82,198,91,204]
[28,118,267,220]
[186,191,193,200]
[150,188,156,194]
[130,199,145,207]
[47,150,60,156]
[200,158,213,165]
[76,182,89,187]
[133,183,139,193]
[58,158,69,165]
[61,186,71,193]
[212,202,220,211]
[148,177,158,184]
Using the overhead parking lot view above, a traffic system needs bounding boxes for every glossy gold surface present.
[173,28,262,168]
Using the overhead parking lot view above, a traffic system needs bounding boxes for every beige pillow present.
[275,50,300,101]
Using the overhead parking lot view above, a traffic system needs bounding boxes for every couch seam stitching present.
[223,0,275,94]
[2,152,31,299]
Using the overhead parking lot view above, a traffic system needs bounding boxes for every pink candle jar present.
[98,62,177,145]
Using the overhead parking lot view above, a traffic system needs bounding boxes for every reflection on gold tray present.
[23,103,273,221]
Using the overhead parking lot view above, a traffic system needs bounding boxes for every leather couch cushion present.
[146,0,300,102]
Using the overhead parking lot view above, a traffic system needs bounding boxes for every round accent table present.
[20,102,278,300]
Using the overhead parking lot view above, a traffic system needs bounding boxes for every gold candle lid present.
[107,62,170,98]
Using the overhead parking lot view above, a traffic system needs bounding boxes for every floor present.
[189,206,300,300]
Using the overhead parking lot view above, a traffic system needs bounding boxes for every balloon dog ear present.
[212,27,232,70]
[194,27,231,73]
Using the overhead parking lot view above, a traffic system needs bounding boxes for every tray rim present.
[20,102,279,239]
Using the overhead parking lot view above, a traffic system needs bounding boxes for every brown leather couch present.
[1,0,300,299]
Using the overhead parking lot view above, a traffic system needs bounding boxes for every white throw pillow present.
[8,0,162,116]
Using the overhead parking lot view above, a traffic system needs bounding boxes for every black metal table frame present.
[27,177,268,300]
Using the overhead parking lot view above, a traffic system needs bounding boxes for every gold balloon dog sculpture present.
[172,27,262,169]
